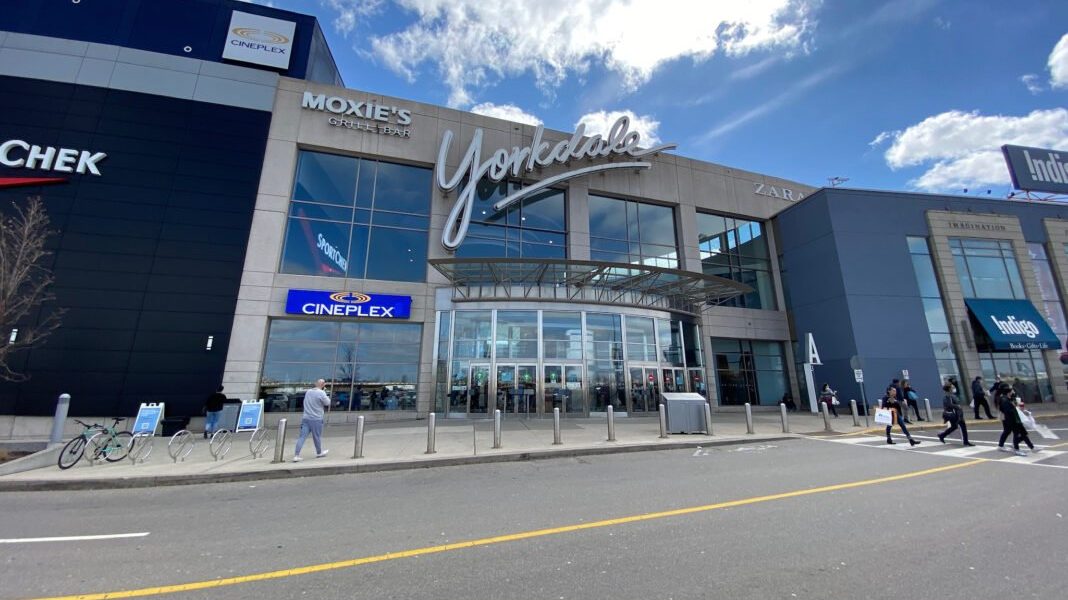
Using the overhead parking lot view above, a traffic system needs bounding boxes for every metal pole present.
[353,415,365,459]
[425,413,437,454]
[850,399,860,427]
[48,393,71,448]
[552,407,562,445]
[658,403,668,438]
[271,418,287,464]
[780,402,789,433]
[493,409,502,449]
[924,397,933,422]
[744,402,754,434]
[821,401,832,432]
[606,405,616,441]
[859,385,869,427]
[704,402,714,436]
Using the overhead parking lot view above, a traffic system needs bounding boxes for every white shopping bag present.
[1017,408,1037,432]
[874,408,893,426]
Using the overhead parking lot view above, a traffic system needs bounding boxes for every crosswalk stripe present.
[934,446,994,458]
[833,436,886,445]
[1001,450,1066,464]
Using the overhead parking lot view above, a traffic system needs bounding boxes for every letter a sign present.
[805,333,822,365]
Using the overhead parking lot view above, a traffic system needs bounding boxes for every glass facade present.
[696,214,776,309]
[455,180,567,259]
[710,339,789,406]
[281,150,432,282]
[907,237,961,386]
[588,195,679,268]
[260,319,422,412]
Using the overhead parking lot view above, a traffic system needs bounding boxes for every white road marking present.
[1002,450,1066,465]
[0,532,150,544]
[936,446,995,458]
[833,436,886,445]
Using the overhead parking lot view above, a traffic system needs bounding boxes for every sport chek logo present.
[0,139,107,189]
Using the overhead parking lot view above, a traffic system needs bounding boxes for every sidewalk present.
[1,406,1064,491]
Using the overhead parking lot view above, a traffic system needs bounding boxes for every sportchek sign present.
[0,139,108,189]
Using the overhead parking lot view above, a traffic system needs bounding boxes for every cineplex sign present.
[285,289,412,319]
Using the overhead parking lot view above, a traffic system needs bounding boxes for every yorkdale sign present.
[435,116,677,251]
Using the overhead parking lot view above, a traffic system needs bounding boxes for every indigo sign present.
[285,289,412,319]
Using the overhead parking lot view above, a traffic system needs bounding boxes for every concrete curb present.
[0,445,61,476]
[0,436,794,492]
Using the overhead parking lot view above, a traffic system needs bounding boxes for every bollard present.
[426,413,437,454]
[271,418,288,463]
[353,415,365,459]
[493,409,502,449]
[744,402,754,434]
[658,403,668,439]
[704,402,714,436]
[607,405,616,441]
[552,407,562,445]
[821,401,833,432]
[850,399,860,427]
[48,393,71,448]
[924,397,933,422]
[780,402,789,433]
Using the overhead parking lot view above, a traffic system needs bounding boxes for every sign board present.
[132,403,164,435]
[1002,144,1068,195]
[965,298,1062,350]
[854,369,864,383]
[285,290,412,319]
[301,92,413,139]
[222,11,296,70]
[236,400,264,432]
[901,369,909,379]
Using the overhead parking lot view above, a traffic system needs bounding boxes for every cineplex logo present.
[0,139,107,189]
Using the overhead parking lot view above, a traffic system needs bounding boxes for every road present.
[2,418,1067,600]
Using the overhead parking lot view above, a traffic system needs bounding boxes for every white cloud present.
[470,102,543,126]
[576,110,662,147]
[1020,74,1043,95]
[323,0,383,36]
[1049,33,1068,89]
[874,109,1068,191]
[364,0,817,107]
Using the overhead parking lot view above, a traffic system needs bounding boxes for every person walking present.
[938,382,973,446]
[996,385,1036,456]
[971,375,994,420]
[293,378,331,462]
[203,385,227,439]
[882,386,920,446]
[818,383,839,417]
[901,379,925,422]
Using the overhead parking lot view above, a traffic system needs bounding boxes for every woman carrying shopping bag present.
[819,383,839,418]
[881,386,920,446]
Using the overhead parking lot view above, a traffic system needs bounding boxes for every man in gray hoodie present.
[293,379,331,462]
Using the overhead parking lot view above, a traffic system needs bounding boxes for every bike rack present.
[128,432,154,464]
[167,430,195,463]
[249,427,271,459]
[84,431,107,467]
[209,429,233,461]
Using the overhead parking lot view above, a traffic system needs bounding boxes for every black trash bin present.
[161,416,190,436]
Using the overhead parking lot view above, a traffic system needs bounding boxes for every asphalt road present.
[1,424,1066,600]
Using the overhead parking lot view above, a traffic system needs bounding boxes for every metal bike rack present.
[209,429,233,461]
[249,427,271,459]
[167,430,195,463]
[84,431,106,466]
[128,432,154,464]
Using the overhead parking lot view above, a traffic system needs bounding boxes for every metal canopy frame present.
[429,257,752,315]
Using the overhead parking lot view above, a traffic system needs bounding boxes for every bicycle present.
[57,418,133,469]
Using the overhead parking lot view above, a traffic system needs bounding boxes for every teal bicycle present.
[57,418,133,469]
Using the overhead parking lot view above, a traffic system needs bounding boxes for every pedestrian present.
[971,375,994,420]
[781,391,797,412]
[293,378,331,462]
[947,376,962,401]
[203,385,226,439]
[996,385,1036,456]
[881,386,920,446]
[818,383,839,417]
[901,379,925,422]
[938,382,973,446]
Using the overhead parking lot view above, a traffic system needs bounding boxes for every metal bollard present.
[924,397,933,422]
[704,402,714,436]
[552,407,562,445]
[493,409,502,449]
[850,399,860,427]
[744,402,754,434]
[425,413,437,454]
[607,405,616,441]
[821,401,833,432]
[271,418,287,463]
[353,415,365,459]
[780,402,789,433]
[658,403,669,438]
[48,393,71,448]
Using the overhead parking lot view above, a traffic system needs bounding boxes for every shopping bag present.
[969,399,975,408]
[874,408,893,426]
[832,398,841,406]
[1017,408,1037,432]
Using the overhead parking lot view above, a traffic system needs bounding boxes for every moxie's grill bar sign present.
[285,289,412,319]
[435,116,677,251]
[302,92,413,138]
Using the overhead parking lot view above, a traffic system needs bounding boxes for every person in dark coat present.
[996,385,1036,456]
[204,385,227,439]
[882,386,920,446]
[901,379,924,422]
[938,382,973,445]
[971,375,994,420]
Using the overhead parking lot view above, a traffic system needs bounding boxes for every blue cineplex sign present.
[285,289,412,319]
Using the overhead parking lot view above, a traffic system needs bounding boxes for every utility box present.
[662,392,709,433]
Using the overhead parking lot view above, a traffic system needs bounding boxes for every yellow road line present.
[27,460,983,600]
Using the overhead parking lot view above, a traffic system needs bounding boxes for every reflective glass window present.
[696,212,775,309]
[496,311,539,359]
[293,151,356,206]
[459,180,566,258]
[280,219,351,277]
[589,195,678,268]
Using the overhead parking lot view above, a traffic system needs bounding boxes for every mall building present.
[2,0,1065,419]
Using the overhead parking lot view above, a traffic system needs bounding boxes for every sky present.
[246,0,1067,196]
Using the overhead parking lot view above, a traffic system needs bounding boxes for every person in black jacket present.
[901,379,924,422]
[882,386,920,446]
[204,386,227,439]
[938,383,973,445]
[996,386,1036,456]
[971,375,994,420]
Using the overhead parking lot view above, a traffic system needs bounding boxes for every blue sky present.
[251,0,1067,196]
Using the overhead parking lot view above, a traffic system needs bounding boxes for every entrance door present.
[564,365,586,416]
[662,368,685,395]
[688,369,707,398]
[544,365,563,414]
[629,366,660,412]
[469,364,490,414]
[496,364,538,415]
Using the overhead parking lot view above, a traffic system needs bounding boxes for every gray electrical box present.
[662,392,709,433]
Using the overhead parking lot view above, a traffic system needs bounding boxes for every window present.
[588,196,678,268]
[456,180,566,259]
[711,339,788,406]
[907,237,961,386]
[696,213,776,309]
[950,238,1024,299]
[495,311,538,359]
[281,151,431,282]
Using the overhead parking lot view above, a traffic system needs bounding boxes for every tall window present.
[907,237,961,386]
[456,180,566,259]
[696,213,776,309]
[711,339,788,406]
[1030,243,1068,348]
[588,195,678,268]
[281,151,431,282]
